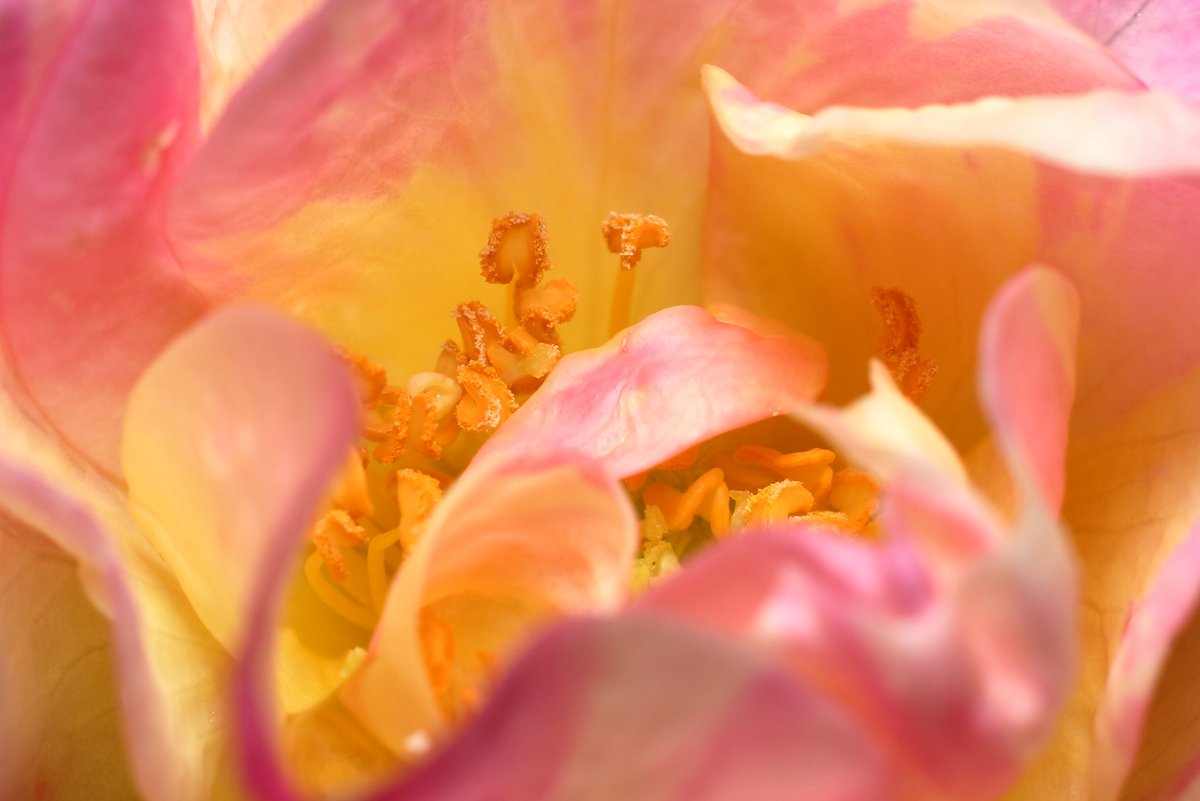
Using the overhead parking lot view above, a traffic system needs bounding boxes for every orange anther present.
[334,346,389,407]
[871,287,938,403]
[396,468,443,550]
[453,301,507,367]
[478,212,551,289]
[656,445,700,472]
[739,480,815,526]
[643,468,729,533]
[730,446,835,501]
[827,468,881,530]
[310,509,366,582]
[602,212,671,271]
[408,393,443,459]
[372,389,412,464]
[515,277,578,341]
[329,449,375,518]
[455,364,517,432]
[436,340,463,376]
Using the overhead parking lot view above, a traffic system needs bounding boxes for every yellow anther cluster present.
[630,442,883,589]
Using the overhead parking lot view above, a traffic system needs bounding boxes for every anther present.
[479,212,551,289]
[871,287,938,403]
[642,467,730,535]
[455,365,517,431]
[732,480,815,527]
[603,212,670,336]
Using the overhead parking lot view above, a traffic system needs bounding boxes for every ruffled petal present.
[976,267,1080,513]
[166,0,1134,373]
[1083,517,1200,801]
[0,391,245,801]
[478,305,826,478]
[702,69,1200,443]
[121,306,360,714]
[342,449,638,754]
[245,615,894,801]
[637,271,1080,801]
[702,80,1200,797]
[1050,0,1200,102]
[0,0,206,475]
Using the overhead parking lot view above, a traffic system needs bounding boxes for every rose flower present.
[2,2,1200,801]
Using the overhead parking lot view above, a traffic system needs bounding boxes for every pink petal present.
[191,0,323,125]
[344,448,638,754]
[1089,516,1200,801]
[702,68,1200,431]
[166,0,1136,370]
[121,306,359,677]
[233,449,637,798]
[0,0,207,475]
[701,77,1200,786]
[477,305,826,479]
[640,475,1074,801]
[638,270,1081,800]
[977,268,1080,514]
[0,435,217,801]
[248,616,895,801]
[1051,0,1200,102]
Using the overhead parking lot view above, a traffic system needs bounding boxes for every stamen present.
[455,365,517,432]
[827,468,882,532]
[334,347,389,407]
[366,470,442,611]
[406,373,462,420]
[731,480,815,527]
[603,212,670,336]
[871,286,938,403]
[722,445,835,501]
[642,467,730,536]
[304,552,376,630]
[478,212,551,290]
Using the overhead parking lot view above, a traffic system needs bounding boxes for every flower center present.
[297,212,935,727]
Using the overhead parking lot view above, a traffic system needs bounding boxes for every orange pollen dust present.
[871,286,937,403]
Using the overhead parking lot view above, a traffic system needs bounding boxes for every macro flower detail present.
[3,2,1200,801]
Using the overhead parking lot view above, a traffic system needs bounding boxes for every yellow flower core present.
[298,211,933,723]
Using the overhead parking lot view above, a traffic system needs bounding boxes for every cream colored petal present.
[341,450,638,754]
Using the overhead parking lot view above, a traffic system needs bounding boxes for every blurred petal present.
[249,616,894,801]
[1082,518,1200,801]
[121,306,359,713]
[167,0,1133,374]
[1050,0,1200,102]
[707,68,1200,176]
[343,450,638,754]
[478,305,826,478]
[976,267,1080,513]
[0,0,206,475]
[800,360,968,486]
[191,0,323,125]
[640,269,1079,800]
[641,484,1072,801]
[0,516,140,801]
